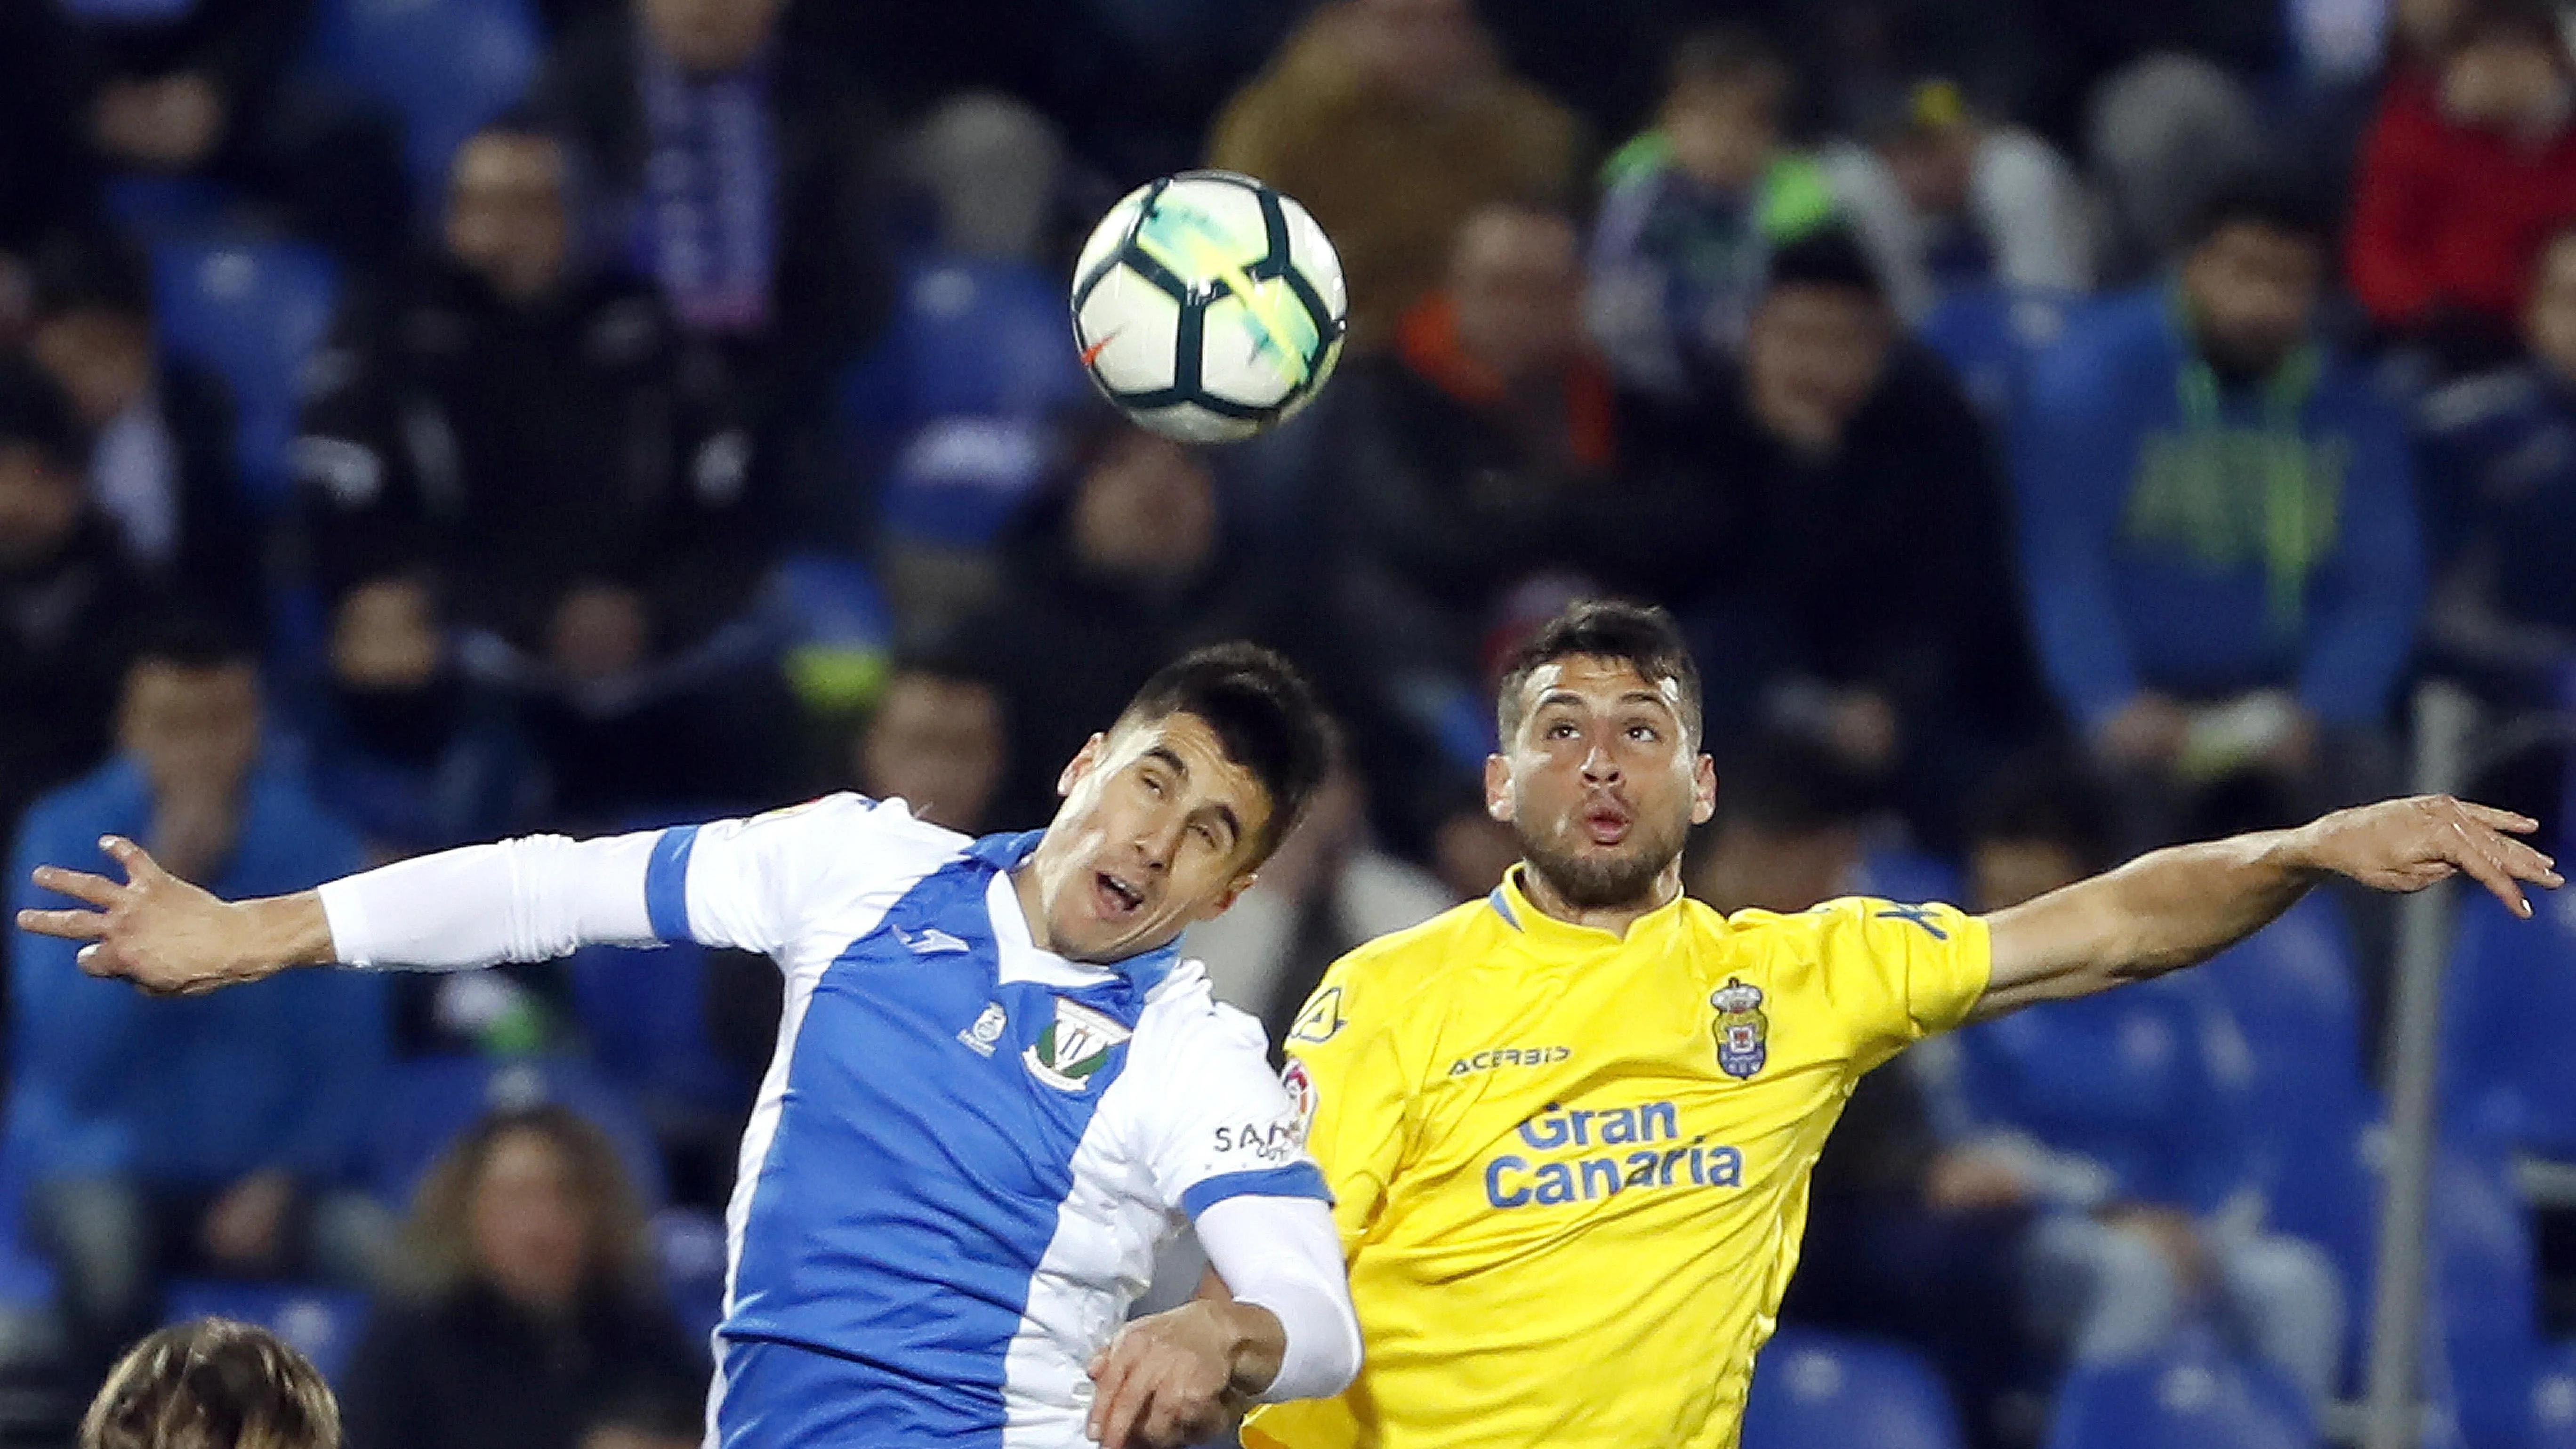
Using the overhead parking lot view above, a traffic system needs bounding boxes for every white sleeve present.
[1136,1001,1334,1220]
[1195,1194,1360,1403]
[316,831,660,969]
[318,793,892,969]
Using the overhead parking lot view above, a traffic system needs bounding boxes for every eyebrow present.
[1534,689,1679,716]
[1143,746,1246,849]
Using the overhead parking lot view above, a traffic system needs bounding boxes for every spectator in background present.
[1327,203,1619,704]
[1183,753,1454,1045]
[2015,181,2422,822]
[6,620,391,1380]
[82,1318,342,1449]
[27,234,259,631]
[1941,754,2348,1411]
[1821,77,2095,323]
[851,652,1006,835]
[298,571,537,861]
[1208,0,1582,353]
[0,361,154,845]
[52,0,407,266]
[2415,224,2576,702]
[340,1107,703,1449]
[1628,229,2039,847]
[1586,24,1838,395]
[536,0,889,414]
[2349,0,2576,366]
[294,118,786,824]
[964,414,1304,827]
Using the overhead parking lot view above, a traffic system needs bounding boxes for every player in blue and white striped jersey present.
[18,645,1363,1449]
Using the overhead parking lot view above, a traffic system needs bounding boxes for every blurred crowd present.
[7,0,2576,1445]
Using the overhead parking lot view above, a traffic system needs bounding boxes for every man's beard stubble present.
[1516,812,1692,912]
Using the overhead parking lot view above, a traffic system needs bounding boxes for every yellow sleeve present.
[1280,950,1413,1255]
[1801,897,1992,1074]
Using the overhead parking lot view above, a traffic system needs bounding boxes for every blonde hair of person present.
[81,1318,340,1449]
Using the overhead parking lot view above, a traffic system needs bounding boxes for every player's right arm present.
[15,796,874,995]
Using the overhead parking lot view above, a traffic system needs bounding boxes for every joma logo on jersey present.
[1023,998,1131,1092]
[1484,1100,1743,1208]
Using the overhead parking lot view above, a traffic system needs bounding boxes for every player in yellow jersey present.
[1240,599,2561,1449]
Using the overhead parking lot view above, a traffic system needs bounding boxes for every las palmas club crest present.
[1710,978,1769,1080]
[1024,998,1133,1092]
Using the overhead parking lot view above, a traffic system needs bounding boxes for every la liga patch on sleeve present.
[1280,1059,1318,1144]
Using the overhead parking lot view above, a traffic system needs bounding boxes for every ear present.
[1691,753,1718,827]
[1056,733,1108,799]
[1483,753,1513,823]
[1194,871,1258,922]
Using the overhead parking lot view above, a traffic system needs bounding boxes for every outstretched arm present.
[1975,795,2561,1021]
[15,829,667,996]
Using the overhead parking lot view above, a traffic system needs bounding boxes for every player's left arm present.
[1974,794,2560,1021]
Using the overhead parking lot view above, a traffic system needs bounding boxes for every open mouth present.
[1580,801,1633,847]
[1093,869,1144,920]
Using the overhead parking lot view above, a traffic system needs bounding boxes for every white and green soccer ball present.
[1070,170,1348,444]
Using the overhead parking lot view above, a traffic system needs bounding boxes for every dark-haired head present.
[1490,601,1716,914]
[1660,23,1792,190]
[1964,751,2121,911]
[2181,171,2328,383]
[82,1318,341,1449]
[1748,229,1895,451]
[1026,643,1333,963]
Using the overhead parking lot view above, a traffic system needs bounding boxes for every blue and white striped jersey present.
[643,793,1329,1448]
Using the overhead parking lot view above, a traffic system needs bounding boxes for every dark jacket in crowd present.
[0,515,154,846]
[293,258,769,658]
[2414,359,2576,700]
[1628,345,2041,743]
[534,11,889,403]
[338,1284,705,1449]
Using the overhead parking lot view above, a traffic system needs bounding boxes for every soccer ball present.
[1071,171,1347,444]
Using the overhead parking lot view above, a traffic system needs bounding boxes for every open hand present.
[1087,1302,1259,1448]
[2295,795,2563,918]
[14,837,287,996]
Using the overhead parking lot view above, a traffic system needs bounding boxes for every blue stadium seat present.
[307,0,541,203]
[1852,848,1966,910]
[2043,1338,2320,1449]
[369,1055,667,1212]
[2441,891,2576,1156]
[161,1281,368,1383]
[1741,1329,1964,1449]
[2433,1137,2541,1449]
[150,239,339,509]
[1915,285,2083,423]
[838,257,1091,549]
[567,940,751,1124]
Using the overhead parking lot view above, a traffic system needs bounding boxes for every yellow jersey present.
[1243,867,1991,1449]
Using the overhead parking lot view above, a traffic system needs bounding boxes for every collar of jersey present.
[972,829,1180,995]
[1489,864,1690,950]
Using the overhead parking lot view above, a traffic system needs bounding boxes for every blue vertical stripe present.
[645,825,700,942]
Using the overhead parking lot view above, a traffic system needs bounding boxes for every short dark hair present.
[133,613,259,674]
[1711,733,1872,834]
[81,1319,341,1449]
[2184,172,2332,255]
[1665,23,1791,98]
[1965,752,2121,876]
[1764,226,1887,306]
[0,356,88,473]
[1115,643,1332,862]
[2452,0,2569,55]
[1495,599,1705,748]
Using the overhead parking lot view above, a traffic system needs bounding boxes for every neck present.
[1009,861,1058,956]
[1516,860,1683,939]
